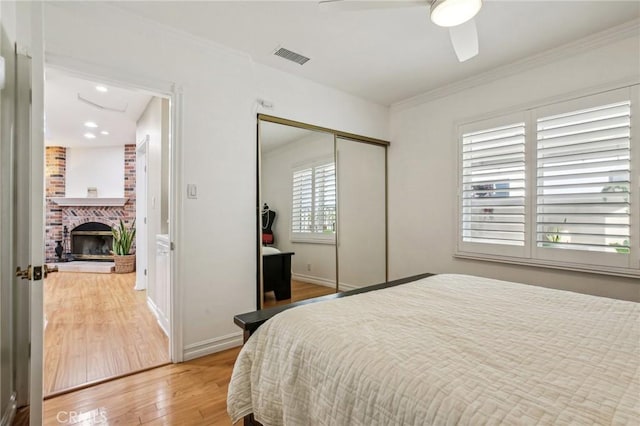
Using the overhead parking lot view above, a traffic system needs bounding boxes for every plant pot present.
[113,254,136,274]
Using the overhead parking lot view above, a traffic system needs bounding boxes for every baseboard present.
[292,273,360,292]
[292,273,335,288]
[146,297,169,337]
[183,332,243,361]
[0,392,16,426]
[338,282,358,291]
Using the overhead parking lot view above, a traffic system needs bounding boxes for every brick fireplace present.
[45,145,137,261]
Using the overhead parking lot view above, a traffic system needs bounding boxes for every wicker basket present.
[114,254,136,274]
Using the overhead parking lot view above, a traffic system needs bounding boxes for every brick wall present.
[45,147,66,260]
[45,145,137,261]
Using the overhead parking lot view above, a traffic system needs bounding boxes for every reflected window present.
[291,159,336,242]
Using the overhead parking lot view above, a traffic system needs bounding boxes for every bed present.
[262,247,294,301]
[228,274,640,425]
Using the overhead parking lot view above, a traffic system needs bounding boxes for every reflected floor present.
[263,280,336,308]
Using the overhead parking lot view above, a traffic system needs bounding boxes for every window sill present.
[291,237,335,245]
[454,252,640,279]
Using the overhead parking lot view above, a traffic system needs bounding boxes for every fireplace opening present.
[71,222,114,261]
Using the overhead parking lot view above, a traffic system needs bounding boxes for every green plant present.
[112,219,136,255]
[545,218,567,244]
[610,239,630,254]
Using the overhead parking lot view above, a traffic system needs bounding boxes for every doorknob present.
[16,265,32,280]
[43,264,58,278]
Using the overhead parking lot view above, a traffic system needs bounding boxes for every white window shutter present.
[292,168,313,234]
[291,160,336,242]
[461,122,526,249]
[536,101,631,255]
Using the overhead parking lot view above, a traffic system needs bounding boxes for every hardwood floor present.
[44,272,170,396]
[43,347,241,425]
[263,279,336,308]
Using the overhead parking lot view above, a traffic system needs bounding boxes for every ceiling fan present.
[319,0,483,62]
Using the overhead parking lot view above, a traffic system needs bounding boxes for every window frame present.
[455,85,640,278]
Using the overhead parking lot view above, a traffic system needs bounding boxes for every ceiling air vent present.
[273,47,310,65]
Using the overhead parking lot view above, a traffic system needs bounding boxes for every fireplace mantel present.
[50,197,129,207]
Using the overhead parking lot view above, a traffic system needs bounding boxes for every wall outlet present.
[306,263,311,272]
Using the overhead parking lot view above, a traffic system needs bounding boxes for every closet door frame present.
[256,114,390,309]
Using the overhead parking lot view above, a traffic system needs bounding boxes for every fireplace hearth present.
[71,222,114,261]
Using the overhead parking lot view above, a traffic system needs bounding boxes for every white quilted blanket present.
[227,274,640,425]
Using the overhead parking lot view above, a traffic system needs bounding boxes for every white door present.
[135,137,149,290]
[1,2,45,424]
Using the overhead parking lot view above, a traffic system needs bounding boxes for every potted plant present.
[112,219,136,273]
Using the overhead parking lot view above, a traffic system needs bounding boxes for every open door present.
[0,2,45,424]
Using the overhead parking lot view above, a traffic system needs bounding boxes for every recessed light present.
[95,85,108,93]
[84,133,96,139]
[100,130,109,135]
[84,121,98,128]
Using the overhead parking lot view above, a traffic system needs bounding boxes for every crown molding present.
[392,18,640,113]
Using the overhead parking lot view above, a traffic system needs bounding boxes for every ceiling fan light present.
[430,0,482,27]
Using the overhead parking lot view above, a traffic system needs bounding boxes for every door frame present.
[135,136,150,292]
[43,53,184,363]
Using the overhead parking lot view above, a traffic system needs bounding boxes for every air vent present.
[273,47,310,65]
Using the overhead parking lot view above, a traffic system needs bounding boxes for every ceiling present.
[261,120,318,153]
[112,1,640,106]
[45,69,153,147]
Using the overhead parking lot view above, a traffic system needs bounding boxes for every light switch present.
[187,184,197,199]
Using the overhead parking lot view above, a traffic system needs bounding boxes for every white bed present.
[228,274,640,425]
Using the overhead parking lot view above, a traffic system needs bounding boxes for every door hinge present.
[170,242,175,251]
[144,269,147,276]
[144,217,147,224]
[28,342,31,358]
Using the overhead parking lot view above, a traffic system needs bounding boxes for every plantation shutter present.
[291,161,336,239]
[536,101,631,254]
[292,168,313,233]
[313,162,336,234]
[461,122,526,247]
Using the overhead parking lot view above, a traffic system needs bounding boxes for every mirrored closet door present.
[257,115,389,309]
[336,137,386,291]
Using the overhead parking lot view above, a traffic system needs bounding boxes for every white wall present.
[389,35,640,302]
[44,2,390,358]
[65,146,124,197]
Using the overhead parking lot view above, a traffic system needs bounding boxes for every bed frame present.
[234,272,433,425]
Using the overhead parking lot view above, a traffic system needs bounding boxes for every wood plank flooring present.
[43,347,241,425]
[44,272,170,396]
[263,279,336,308]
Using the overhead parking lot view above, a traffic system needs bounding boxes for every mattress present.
[227,274,640,425]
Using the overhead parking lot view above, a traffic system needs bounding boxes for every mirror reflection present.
[260,121,336,308]
[336,138,386,290]
[258,117,388,309]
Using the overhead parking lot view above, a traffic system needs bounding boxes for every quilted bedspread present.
[227,274,640,425]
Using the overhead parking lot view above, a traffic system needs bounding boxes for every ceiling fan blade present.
[318,0,425,12]
[448,19,479,62]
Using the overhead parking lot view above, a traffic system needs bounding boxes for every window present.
[291,160,336,242]
[536,101,631,254]
[457,87,639,276]
[461,122,526,248]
